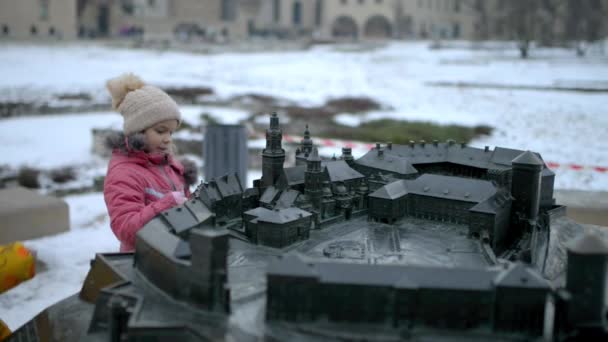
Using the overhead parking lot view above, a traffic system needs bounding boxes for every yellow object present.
[0,242,36,293]
[0,319,10,340]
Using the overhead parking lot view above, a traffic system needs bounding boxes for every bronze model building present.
[7,114,608,342]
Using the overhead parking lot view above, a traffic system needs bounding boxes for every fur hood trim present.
[179,158,198,186]
[105,131,197,186]
[105,131,147,153]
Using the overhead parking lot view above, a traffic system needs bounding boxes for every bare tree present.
[500,0,542,58]
[463,0,491,41]
[537,0,566,46]
[564,0,607,56]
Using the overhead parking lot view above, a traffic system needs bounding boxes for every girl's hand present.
[170,191,187,205]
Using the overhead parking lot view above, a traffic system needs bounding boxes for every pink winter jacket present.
[104,149,189,252]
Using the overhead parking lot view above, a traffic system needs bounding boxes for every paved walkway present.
[554,190,608,227]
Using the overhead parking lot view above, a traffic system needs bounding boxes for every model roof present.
[359,143,548,173]
[355,150,418,175]
[494,263,551,289]
[269,257,500,291]
[490,147,530,166]
[407,174,496,203]
[307,147,321,162]
[369,180,408,199]
[275,189,300,209]
[214,174,243,197]
[280,165,305,186]
[254,207,312,224]
[469,192,512,214]
[316,262,406,286]
[567,233,608,255]
[267,255,317,278]
[260,186,280,205]
[324,160,365,182]
[512,151,544,166]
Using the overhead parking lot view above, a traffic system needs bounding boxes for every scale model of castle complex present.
[8,113,608,342]
[197,113,556,257]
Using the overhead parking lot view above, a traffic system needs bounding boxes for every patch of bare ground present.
[324,97,382,113]
[238,93,384,136]
[0,102,36,118]
[236,93,493,145]
[55,93,92,101]
[162,86,215,103]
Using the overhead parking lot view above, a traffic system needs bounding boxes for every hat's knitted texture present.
[106,73,181,135]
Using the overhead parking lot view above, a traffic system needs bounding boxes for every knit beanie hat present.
[106,73,181,135]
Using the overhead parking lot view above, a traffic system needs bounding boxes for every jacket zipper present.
[158,165,177,191]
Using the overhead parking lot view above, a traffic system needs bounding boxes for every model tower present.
[565,234,608,328]
[296,125,314,166]
[305,147,323,211]
[261,113,285,188]
[511,151,543,236]
[190,228,231,313]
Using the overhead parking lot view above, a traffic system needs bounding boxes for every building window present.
[221,0,236,21]
[273,0,281,23]
[148,0,156,7]
[341,0,348,5]
[49,26,55,35]
[315,0,322,27]
[358,0,364,4]
[1,25,8,35]
[31,25,38,35]
[122,1,135,15]
[454,0,460,12]
[40,0,49,21]
[453,23,460,38]
[292,1,302,25]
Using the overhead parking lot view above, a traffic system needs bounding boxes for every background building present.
[1,1,605,51]
[0,0,78,40]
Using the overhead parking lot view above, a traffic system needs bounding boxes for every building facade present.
[0,0,78,40]
[77,0,257,40]
[266,256,552,333]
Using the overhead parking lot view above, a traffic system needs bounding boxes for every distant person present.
[104,73,197,252]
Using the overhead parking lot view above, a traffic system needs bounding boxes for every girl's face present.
[143,119,179,154]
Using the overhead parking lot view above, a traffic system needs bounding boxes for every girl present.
[104,73,197,252]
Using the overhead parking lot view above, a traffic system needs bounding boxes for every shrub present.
[49,167,76,184]
[326,119,494,145]
[18,167,40,189]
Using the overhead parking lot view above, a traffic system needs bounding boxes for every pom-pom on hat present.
[106,73,181,135]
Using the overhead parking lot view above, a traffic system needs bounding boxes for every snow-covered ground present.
[0,193,117,330]
[0,41,607,331]
[1,41,607,189]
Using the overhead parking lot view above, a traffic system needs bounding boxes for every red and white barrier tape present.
[545,162,607,173]
[277,134,608,173]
